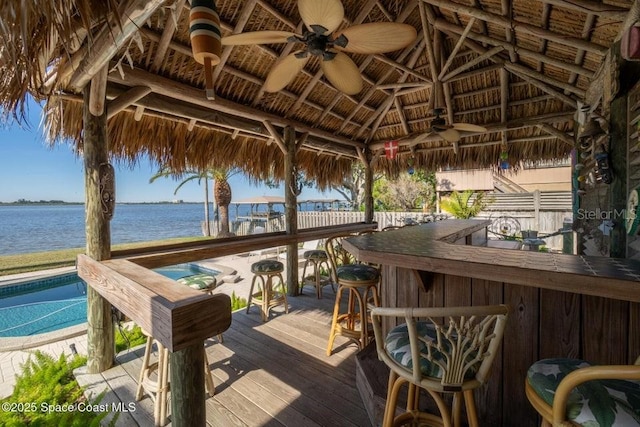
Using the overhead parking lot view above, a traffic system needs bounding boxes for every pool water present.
[0,264,219,337]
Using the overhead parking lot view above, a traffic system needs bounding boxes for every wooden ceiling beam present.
[434,19,594,78]
[360,38,427,140]
[438,26,582,106]
[99,87,359,158]
[140,27,372,129]
[263,120,287,154]
[441,46,504,82]
[67,0,166,91]
[438,17,476,80]
[369,110,574,149]
[537,2,551,72]
[151,0,186,73]
[541,0,629,19]
[566,14,597,90]
[211,0,258,85]
[107,66,366,150]
[336,36,424,134]
[537,123,574,147]
[394,98,411,135]
[106,85,152,119]
[502,0,517,63]
[423,0,608,54]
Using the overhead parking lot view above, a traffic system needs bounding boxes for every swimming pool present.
[0,264,220,338]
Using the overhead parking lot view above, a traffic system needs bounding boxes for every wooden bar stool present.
[135,273,221,426]
[371,304,509,427]
[135,331,215,426]
[247,259,289,322]
[300,249,333,298]
[325,233,381,356]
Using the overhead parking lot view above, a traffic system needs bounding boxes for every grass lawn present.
[0,236,210,277]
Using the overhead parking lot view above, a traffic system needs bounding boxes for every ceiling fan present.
[221,0,417,95]
[416,108,488,144]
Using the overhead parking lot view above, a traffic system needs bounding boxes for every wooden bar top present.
[342,220,640,303]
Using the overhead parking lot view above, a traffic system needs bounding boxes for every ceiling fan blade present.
[452,123,488,132]
[412,132,434,145]
[439,128,461,142]
[222,31,295,46]
[264,52,309,92]
[321,51,362,95]
[335,23,417,54]
[298,0,344,35]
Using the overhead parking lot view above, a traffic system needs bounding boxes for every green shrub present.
[0,351,111,426]
[115,324,147,353]
[230,291,247,311]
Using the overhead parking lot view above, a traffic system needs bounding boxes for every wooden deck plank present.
[226,313,367,412]
[77,295,371,427]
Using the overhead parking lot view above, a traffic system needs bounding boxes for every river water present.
[0,203,263,256]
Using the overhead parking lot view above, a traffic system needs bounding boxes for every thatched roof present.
[1,0,638,185]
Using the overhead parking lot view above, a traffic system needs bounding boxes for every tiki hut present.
[3,1,640,426]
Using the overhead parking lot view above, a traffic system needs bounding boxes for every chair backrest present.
[371,305,509,390]
[325,233,358,282]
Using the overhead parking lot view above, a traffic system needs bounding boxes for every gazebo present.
[2,1,640,425]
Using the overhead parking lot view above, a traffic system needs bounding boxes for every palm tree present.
[150,167,214,236]
[440,190,492,219]
[212,168,235,237]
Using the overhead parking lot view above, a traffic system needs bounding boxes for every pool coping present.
[0,261,237,351]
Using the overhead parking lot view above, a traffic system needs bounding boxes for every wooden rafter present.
[151,0,186,73]
[369,110,575,149]
[434,19,594,78]
[67,0,166,91]
[107,66,365,150]
[423,0,608,54]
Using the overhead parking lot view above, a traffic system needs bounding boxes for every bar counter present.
[342,220,640,427]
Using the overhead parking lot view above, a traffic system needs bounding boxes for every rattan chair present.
[526,358,640,427]
[325,232,380,356]
[371,305,509,427]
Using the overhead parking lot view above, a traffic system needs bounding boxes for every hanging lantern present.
[499,149,509,170]
[384,140,399,159]
[190,0,222,100]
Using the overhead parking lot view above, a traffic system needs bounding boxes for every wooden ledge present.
[77,254,231,352]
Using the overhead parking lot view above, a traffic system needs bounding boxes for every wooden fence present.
[202,191,573,250]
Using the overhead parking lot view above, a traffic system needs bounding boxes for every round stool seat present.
[251,259,284,274]
[336,264,379,282]
[177,274,216,291]
[303,249,328,260]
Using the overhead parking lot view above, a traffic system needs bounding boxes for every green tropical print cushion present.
[176,274,216,291]
[385,321,478,380]
[336,264,379,282]
[527,358,640,426]
[303,249,328,260]
[251,260,284,273]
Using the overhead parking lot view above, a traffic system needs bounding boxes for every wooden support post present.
[284,126,299,296]
[83,83,114,373]
[360,148,375,224]
[170,342,205,427]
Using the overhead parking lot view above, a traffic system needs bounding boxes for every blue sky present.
[0,100,340,203]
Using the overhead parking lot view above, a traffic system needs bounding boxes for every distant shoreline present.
[0,201,202,206]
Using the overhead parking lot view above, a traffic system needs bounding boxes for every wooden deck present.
[75,292,371,427]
